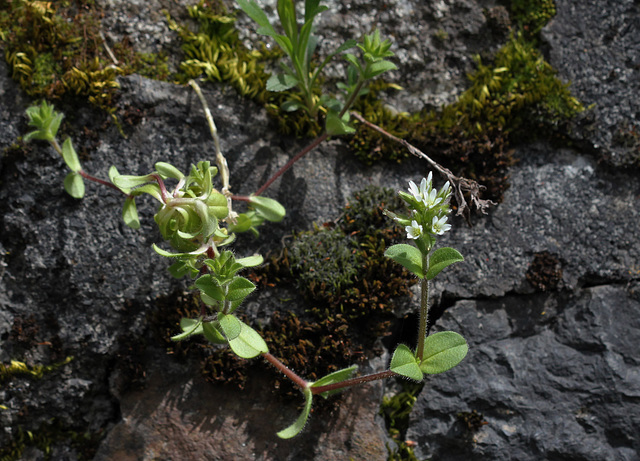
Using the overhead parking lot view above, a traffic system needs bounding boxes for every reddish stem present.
[262,352,309,390]
[79,170,123,194]
[310,370,397,395]
[254,133,329,196]
[231,195,251,202]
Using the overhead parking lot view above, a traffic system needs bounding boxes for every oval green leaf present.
[419,331,468,374]
[228,321,268,358]
[122,196,140,229]
[155,162,184,180]
[195,275,225,301]
[61,138,82,172]
[218,313,241,340]
[226,276,256,301]
[266,73,299,92]
[277,388,313,439]
[325,110,355,136]
[249,196,286,222]
[63,172,85,199]
[384,244,424,278]
[425,247,464,280]
[390,344,424,381]
[236,254,264,268]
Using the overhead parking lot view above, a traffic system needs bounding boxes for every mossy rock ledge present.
[1,0,639,460]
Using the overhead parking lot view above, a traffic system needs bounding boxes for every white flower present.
[407,178,426,202]
[406,220,423,239]
[431,215,451,235]
[423,188,442,208]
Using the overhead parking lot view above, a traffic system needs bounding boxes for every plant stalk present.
[262,352,310,390]
[310,370,397,395]
[416,251,430,362]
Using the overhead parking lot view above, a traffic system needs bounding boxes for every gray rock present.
[408,285,640,461]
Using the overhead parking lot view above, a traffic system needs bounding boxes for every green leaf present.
[310,365,358,398]
[108,166,131,194]
[112,173,155,189]
[227,213,253,233]
[171,317,202,341]
[122,196,140,229]
[277,388,313,439]
[281,99,305,112]
[426,247,464,280]
[236,254,264,268]
[167,261,199,279]
[236,0,275,33]
[325,110,355,136]
[218,313,242,340]
[226,276,256,301]
[228,321,269,358]
[419,331,468,374]
[202,321,227,344]
[384,244,424,278]
[267,73,298,93]
[249,196,286,222]
[390,344,424,381]
[61,138,82,172]
[364,60,397,79]
[155,162,184,180]
[130,183,163,202]
[195,275,225,301]
[63,172,85,199]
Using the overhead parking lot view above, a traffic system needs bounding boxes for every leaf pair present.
[171,314,268,359]
[390,332,468,381]
[277,365,358,439]
[385,245,463,279]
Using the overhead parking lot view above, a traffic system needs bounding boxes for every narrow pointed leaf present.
[384,244,423,278]
[425,247,464,280]
[364,60,397,79]
[228,321,268,358]
[419,331,468,374]
[218,313,242,340]
[61,138,82,172]
[390,344,424,381]
[311,365,358,398]
[155,162,184,179]
[112,173,155,189]
[63,172,85,198]
[171,317,202,341]
[277,388,313,439]
[122,196,140,229]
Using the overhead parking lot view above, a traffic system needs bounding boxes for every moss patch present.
[350,32,582,203]
[0,0,170,112]
[380,380,424,461]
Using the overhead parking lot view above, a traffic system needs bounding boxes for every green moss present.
[510,0,557,37]
[351,33,583,203]
[0,421,102,461]
[0,0,172,112]
[0,357,73,383]
[380,380,424,461]
[167,0,323,137]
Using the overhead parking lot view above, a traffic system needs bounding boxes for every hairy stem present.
[416,252,430,362]
[262,352,310,390]
[310,370,396,395]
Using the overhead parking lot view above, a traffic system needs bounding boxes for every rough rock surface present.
[1,0,640,460]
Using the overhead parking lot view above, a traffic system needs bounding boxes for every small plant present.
[21,0,474,440]
[237,0,397,136]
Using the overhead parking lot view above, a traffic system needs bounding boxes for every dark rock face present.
[1,0,640,460]
[420,285,640,461]
[544,0,640,166]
